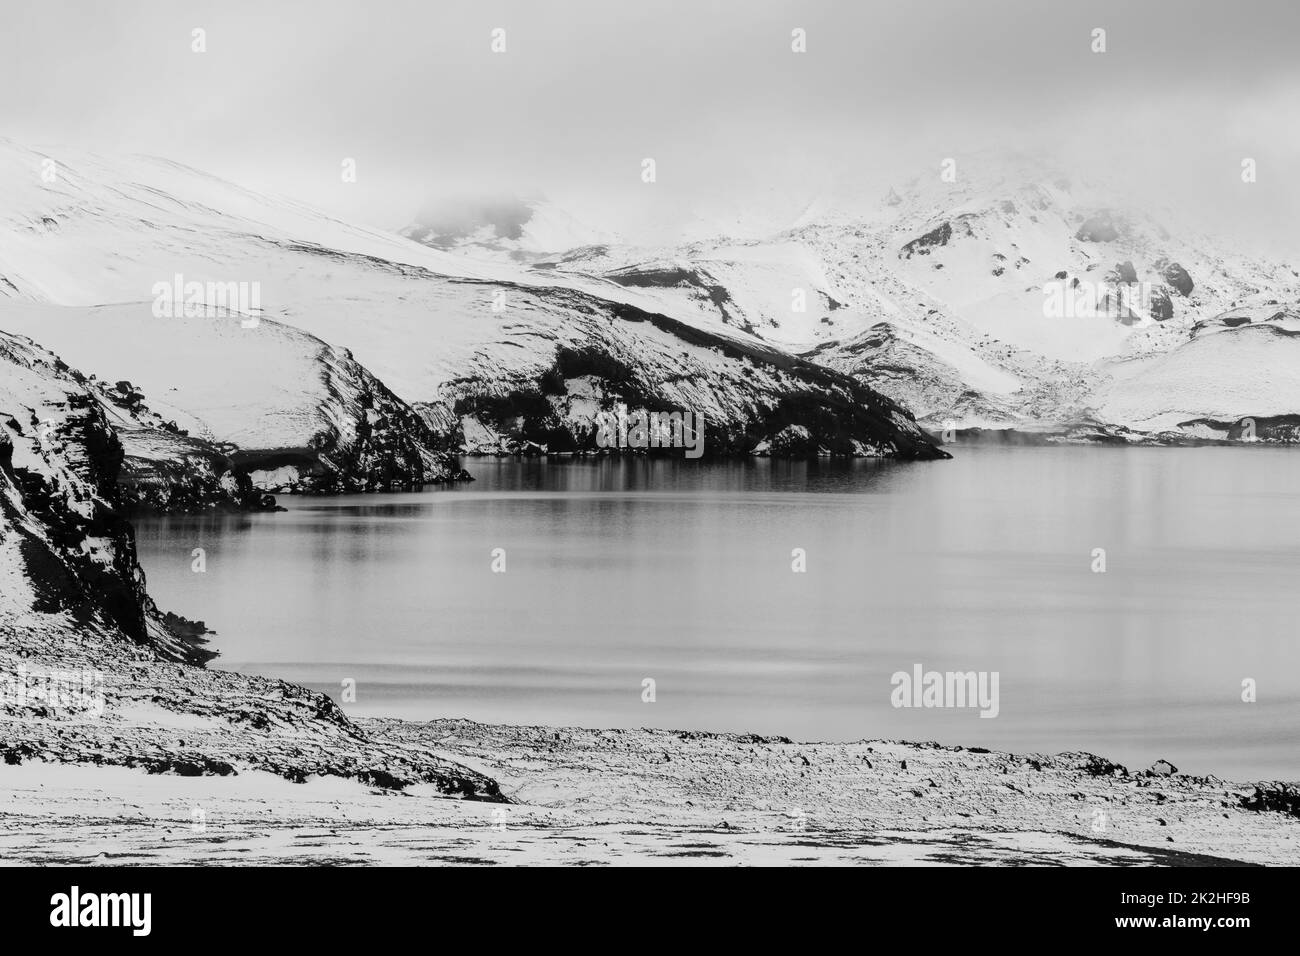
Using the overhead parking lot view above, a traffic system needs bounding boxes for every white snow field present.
[0,139,940,460]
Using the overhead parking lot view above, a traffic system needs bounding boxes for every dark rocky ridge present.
[604,263,745,330]
[415,283,949,461]
[0,332,214,662]
[257,340,470,494]
[901,221,954,258]
[0,324,471,512]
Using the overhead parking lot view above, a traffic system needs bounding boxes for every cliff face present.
[76,376,273,514]
[0,304,469,503]
[232,339,468,494]
[0,330,502,798]
[414,288,948,461]
[0,326,458,663]
[0,331,213,663]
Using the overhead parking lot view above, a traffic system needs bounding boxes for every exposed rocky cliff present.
[415,287,947,460]
[0,330,214,662]
[0,329,501,798]
[0,305,469,500]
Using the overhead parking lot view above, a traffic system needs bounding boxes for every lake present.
[132,446,1300,780]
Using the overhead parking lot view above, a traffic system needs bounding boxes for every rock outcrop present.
[415,296,948,461]
[0,306,469,500]
[0,331,214,662]
[0,329,501,798]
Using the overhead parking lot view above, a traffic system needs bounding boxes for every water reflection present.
[133,448,1300,778]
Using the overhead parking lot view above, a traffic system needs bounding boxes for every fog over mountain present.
[3,0,1298,250]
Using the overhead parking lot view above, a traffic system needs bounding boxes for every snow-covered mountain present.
[1093,310,1300,438]
[0,330,215,661]
[533,159,1300,438]
[533,239,859,348]
[7,134,1294,467]
[0,139,944,466]
[0,301,463,496]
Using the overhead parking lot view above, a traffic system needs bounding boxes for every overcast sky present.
[2,0,1298,248]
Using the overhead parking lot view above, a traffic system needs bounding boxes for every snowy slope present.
[535,157,1299,435]
[535,240,868,347]
[806,321,1026,425]
[0,139,517,298]
[0,140,944,461]
[0,301,460,493]
[1092,316,1300,434]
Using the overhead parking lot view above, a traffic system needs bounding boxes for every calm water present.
[133,447,1300,779]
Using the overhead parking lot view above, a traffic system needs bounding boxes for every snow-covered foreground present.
[2,721,1293,866]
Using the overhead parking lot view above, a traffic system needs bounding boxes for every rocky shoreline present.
[0,622,501,801]
[3,608,1297,865]
[3,687,1298,864]
[2,311,1294,867]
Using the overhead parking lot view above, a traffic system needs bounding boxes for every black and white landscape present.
[2,0,1299,882]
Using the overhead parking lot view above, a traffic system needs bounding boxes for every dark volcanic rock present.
[901,222,953,258]
[420,295,949,462]
[1159,260,1194,296]
[1240,783,1300,818]
[232,342,467,496]
[1149,287,1174,321]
